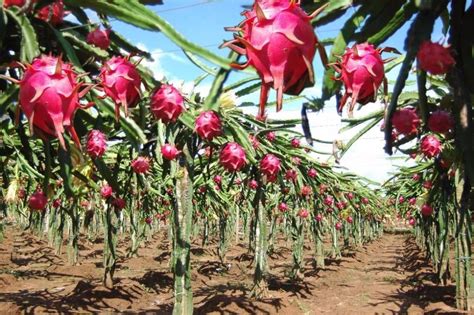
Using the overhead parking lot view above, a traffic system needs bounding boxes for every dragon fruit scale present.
[334,43,386,113]
[150,84,185,124]
[99,56,142,120]
[223,0,324,118]
[18,55,87,149]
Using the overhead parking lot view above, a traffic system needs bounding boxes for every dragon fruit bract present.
[19,55,85,149]
[86,130,107,159]
[99,56,142,120]
[150,84,185,124]
[334,43,385,113]
[87,28,111,50]
[224,0,320,118]
[219,142,247,172]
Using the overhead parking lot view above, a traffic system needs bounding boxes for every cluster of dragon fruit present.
[3,0,456,224]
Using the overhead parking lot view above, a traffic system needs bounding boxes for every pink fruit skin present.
[87,28,111,50]
[19,55,84,149]
[409,218,416,226]
[428,110,454,134]
[86,130,107,159]
[213,175,222,185]
[346,216,353,224]
[420,135,442,158]
[99,57,142,119]
[291,138,300,148]
[301,185,312,197]
[417,41,455,75]
[225,0,318,118]
[392,108,420,136]
[37,0,65,25]
[260,154,281,180]
[28,191,48,210]
[150,84,185,123]
[409,197,417,206]
[278,202,288,212]
[324,196,334,207]
[219,142,247,172]
[285,169,297,182]
[195,111,222,141]
[266,131,276,142]
[131,157,150,174]
[335,222,343,230]
[100,184,113,198]
[161,144,180,160]
[336,43,385,112]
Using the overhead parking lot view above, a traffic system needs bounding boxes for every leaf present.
[50,27,84,71]
[183,50,218,76]
[5,8,40,62]
[62,31,109,59]
[310,0,352,26]
[0,84,19,116]
[64,0,233,69]
[58,146,75,197]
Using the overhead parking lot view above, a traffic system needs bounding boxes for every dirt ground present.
[0,226,461,314]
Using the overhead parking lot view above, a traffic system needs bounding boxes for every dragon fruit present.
[298,208,309,219]
[334,43,385,113]
[291,157,301,165]
[100,184,113,199]
[421,204,433,217]
[86,130,107,159]
[361,197,369,205]
[87,28,111,50]
[266,131,276,142]
[346,216,353,224]
[249,135,260,149]
[428,110,454,134]
[213,175,222,185]
[161,144,180,161]
[18,55,86,149]
[145,217,153,225]
[37,0,65,25]
[417,41,455,75]
[336,201,345,210]
[315,214,323,222]
[131,157,150,174]
[409,197,417,206]
[301,185,312,197]
[249,179,259,190]
[326,207,334,214]
[408,217,416,226]
[150,84,185,124]
[278,202,288,212]
[224,0,320,118]
[260,153,281,181]
[346,192,354,200]
[52,198,61,208]
[423,180,433,189]
[28,191,47,211]
[398,196,405,204]
[99,56,142,120]
[412,173,421,181]
[291,138,300,148]
[112,197,126,210]
[307,168,317,178]
[335,222,343,231]
[195,111,222,141]
[219,142,247,172]
[392,108,420,136]
[3,0,35,8]
[285,169,297,182]
[420,135,442,158]
[324,196,334,207]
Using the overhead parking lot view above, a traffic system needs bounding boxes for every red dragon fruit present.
[131,157,150,174]
[3,0,36,8]
[335,222,343,231]
[52,198,61,208]
[99,56,142,120]
[213,175,222,185]
[18,55,86,149]
[249,179,259,190]
[278,202,288,212]
[326,207,334,214]
[28,191,47,211]
[161,144,180,161]
[346,192,354,200]
[392,108,420,136]
[301,185,312,197]
[408,217,416,226]
[412,173,421,181]
[219,142,247,172]
[37,0,65,25]
[298,208,309,219]
[428,110,454,134]
[86,130,107,159]
[145,217,153,225]
[334,43,386,113]
[336,201,345,210]
[409,197,417,206]
[421,204,434,217]
[291,138,300,148]
[324,196,334,207]
[100,184,113,199]
[87,28,111,50]
[420,135,442,158]
[423,180,433,189]
[150,84,185,124]
[195,111,222,141]
[346,216,353,224]
[224,0,321,118]
[362,197,369,205]
[398,196,405,204]
[307,168,317,178]
[260,153,281,181]
[249,135,260,149]
[417,41,455,75]
[315,214,323,222]
[285,169,297,182]
[266,131,276,142]
[291,157,301,165]
[112,197,126,210]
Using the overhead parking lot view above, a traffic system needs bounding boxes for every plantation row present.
[1,0,474,313]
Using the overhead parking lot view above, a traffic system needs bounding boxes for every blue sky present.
[104,1,444,182]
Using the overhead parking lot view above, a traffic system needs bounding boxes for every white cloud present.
[136,43,186,81]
